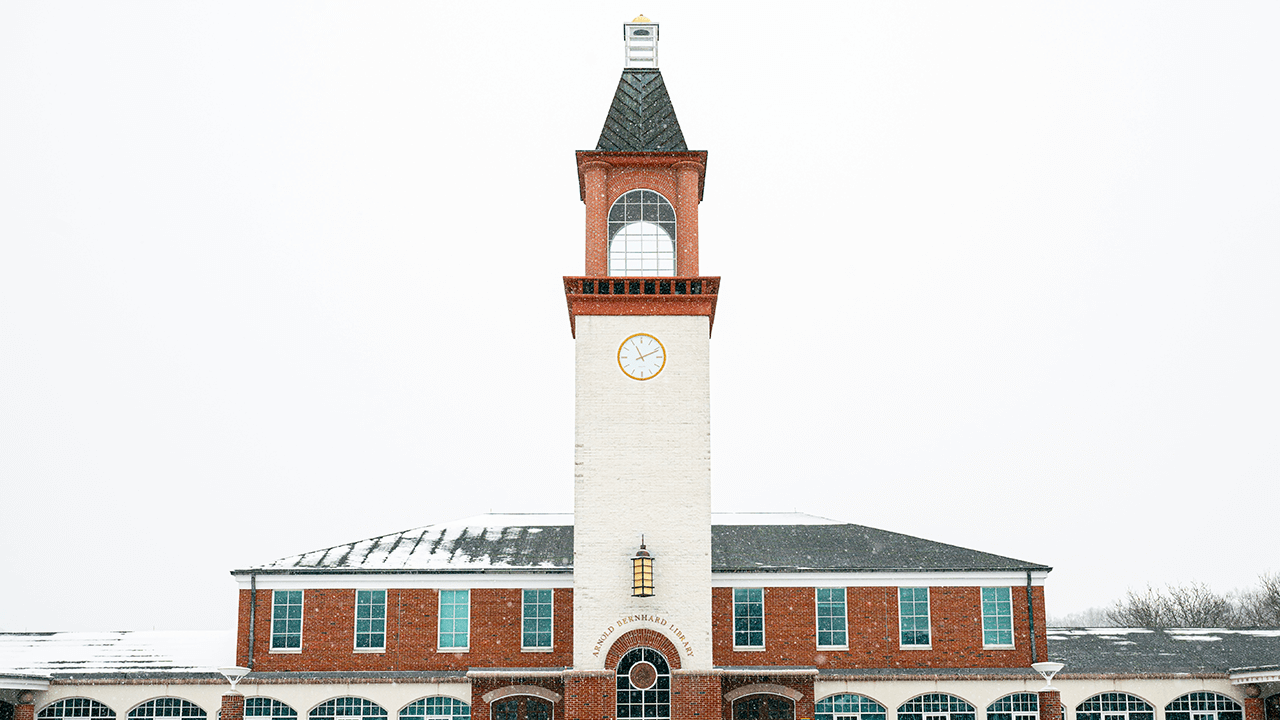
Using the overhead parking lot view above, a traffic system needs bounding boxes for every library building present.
[3,15,1278,720]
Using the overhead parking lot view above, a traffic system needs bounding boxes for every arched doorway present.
[1264,694,1279,720]
[734,696,794,720]
[616,647,671,720]
[491,698,549,720]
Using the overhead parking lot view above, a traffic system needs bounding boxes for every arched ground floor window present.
[38,699,115,720]
[898,694,976,720]
[816,695,885,720]
[401,699,469,720]
[310,699,386,720]
[1265,694,1280,720]
[733,696,793,720]
[1165,692,1242,720]
[492,698,548,720]
[1076,693,1153,720]
[988,693,1038,720]
[129,700,205,720]
[245,699,296,720]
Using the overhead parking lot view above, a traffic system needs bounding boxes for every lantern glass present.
[632,555,654,597]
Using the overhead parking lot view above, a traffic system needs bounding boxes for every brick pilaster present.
[1039,691,1063,720]
[672,672,721,720]
[221,693,245,720]
[1242,695,1263,720]
[564,671,613,720]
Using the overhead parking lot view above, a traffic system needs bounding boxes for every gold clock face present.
[618,333,666,381]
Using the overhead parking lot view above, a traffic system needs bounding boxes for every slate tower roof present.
[596,69,688,152]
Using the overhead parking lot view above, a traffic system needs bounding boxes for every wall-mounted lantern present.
[632,539,654,597]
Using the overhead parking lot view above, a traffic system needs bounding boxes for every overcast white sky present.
[2,2,1277,633]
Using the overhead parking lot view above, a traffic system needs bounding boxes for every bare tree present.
[1105,582,1239,627]
[1237,572,1280,626]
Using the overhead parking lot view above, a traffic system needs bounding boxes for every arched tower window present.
[608,190,676,277]
[616,647,671,720]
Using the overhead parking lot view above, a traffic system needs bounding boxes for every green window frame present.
[355,589,387,650]
[899,587,931,646]
[733,588,764,648]
[438,589,470,649]
[522,589,553,649]
[815,588,847,648]
[271,590,303,650]
[982,587,1014,647]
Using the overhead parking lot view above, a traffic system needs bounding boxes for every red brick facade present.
[236,584,1047,673]
[236,587,573,671]
[711,585,1047,669]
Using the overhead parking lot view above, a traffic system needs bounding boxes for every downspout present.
[1024,568,1034,661]
[247,571,257,666]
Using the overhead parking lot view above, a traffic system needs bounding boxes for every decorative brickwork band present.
[482,686,563,705]
[1038,691,1063,720]
[604,628,683,670]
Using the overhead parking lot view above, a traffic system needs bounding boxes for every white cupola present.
[623,15,658,68]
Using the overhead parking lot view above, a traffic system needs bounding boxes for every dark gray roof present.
[596,69,687,151]
[713,524,1049,572]
[237,514,1048,574]
[1048,627,1280,674]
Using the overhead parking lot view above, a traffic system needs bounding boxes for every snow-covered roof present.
[1048,627,1280,675]
[237,512,1049,575]
[0,631,233,680]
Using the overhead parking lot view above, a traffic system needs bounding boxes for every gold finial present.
[632,14,651,22]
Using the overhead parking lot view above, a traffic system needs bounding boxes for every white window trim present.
[521,588,554,652]
[898,586,932,650]
[981,586,1016,649]
[437,588,470,653]
[815,587,849,650]
[269,589,303,654]
[353,588,387,653]
[732,587,766,651]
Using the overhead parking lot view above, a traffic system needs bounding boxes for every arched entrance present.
[1264,694,1280,720]
[733,696,794,720]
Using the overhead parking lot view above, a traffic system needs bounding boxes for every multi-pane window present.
[522,589,553,649]
[38,699,115,719]
[897,694,976,720]
[271,590,303,650]
[400,698,470,720]
[616,647,671,720]
[438,589,470,649]
[1166,693,1243,720]
[982,587,1014,647]
[128,700,206,720]
[244,699,297,720]
[608,189,677,277]
[898,587,931,646]
[733,588,765,648]
[816,694,887,720]
[1076,693,1155,720]
[493,699,549,720]
[815,588,847,648]
[355,590,386,650]
[309,699,387,720]
[987,693,1038,720]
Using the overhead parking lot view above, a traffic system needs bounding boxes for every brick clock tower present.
[564,14,721,719]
